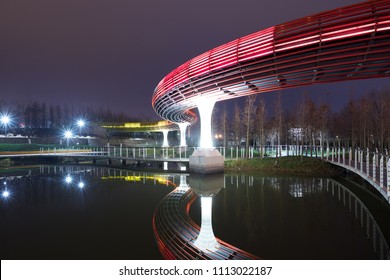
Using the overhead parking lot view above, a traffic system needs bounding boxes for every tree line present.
[0,100,140,137]
[214,88,390,155]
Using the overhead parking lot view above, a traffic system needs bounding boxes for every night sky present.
[1,0,389,120]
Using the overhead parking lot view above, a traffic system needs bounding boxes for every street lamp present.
[77,119,85,128]
[0,114,11,137]
[76,118,86,137]
[64,129,73,147]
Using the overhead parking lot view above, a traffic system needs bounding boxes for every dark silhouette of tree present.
[232,102,242,147]
[256,95,266,158]
[242,95,257,158]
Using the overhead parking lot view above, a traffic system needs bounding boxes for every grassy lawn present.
[0,143,41,152]
[225,156,337,175]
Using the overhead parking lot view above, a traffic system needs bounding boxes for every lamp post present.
[76,119,85,136]
[0,114,11,137]
[64,129,73,147]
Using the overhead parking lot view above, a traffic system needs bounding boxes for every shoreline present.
[224,156,339,176]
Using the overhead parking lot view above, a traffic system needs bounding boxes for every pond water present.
[0,165,389,260]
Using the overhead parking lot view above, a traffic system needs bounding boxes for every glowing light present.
[65,175,73,184]
[77,119,85,128]
[102,120,171,129]
[2,190,10,198]
[162,130,169,147]
[64,130,73,139]
[197,98,216,148]
[178,122,189,147]
[101,175,174,186]
[0,113,12,136]
[78,181,85,188]
[0,115,10,125]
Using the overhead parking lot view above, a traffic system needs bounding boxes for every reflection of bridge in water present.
[324,179,390,260]
[1,165,388,259]
[223,174,389,259]
[153,173,390,260]
[153,175,260,260]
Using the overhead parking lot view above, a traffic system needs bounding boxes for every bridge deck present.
[0,150,189,163]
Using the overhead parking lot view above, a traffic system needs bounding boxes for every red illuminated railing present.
[152,0,390,123]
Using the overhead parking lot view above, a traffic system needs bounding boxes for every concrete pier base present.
[189,148,224,174]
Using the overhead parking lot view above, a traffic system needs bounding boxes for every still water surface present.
[0,165,389,259]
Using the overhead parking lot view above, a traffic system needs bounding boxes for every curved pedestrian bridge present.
[1,146,389,204]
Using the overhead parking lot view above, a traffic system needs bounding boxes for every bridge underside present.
[152,0,390,124]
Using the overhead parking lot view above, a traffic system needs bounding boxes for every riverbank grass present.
[225,156,336,175]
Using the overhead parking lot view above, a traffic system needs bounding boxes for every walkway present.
[0,147,190,163]
[324,147,390,204]
[1,145,389,203]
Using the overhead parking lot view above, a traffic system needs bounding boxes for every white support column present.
[343,148,346,165]
[373,154,376,181]
[178,122,189,147]
[194,196,218,251]
[360,150,364,172]
[375,149,379,166]
[162,130,169,147]
[337,147,341,163]
[387,159,390,197]
[355,149,358,170]
[380,155,384,188]
[197,98,216,149]
[366,151,370,177]
[189,98,224,174]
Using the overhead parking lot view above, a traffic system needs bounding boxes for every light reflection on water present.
[0,165,176,260]
[0,165,389,260]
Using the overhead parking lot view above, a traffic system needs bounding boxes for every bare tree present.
[232,102,242,147]
[273,92,283,158]
[242,95,257,157]
[256,95,266,158]
[220,104,228,147]
[317,103,330,156]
